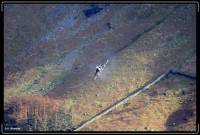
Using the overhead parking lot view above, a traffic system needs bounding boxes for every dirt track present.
[4,4,196,131]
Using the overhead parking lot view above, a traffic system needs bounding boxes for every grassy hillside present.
[4,4,196,132]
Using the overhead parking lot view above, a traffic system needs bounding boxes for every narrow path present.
[73,70,196,131]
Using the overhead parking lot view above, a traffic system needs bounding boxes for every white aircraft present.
[94,59,109,80]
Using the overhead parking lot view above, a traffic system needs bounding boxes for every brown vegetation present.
[4,96,72,131]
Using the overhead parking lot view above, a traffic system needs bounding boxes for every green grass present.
[4,62,71,97]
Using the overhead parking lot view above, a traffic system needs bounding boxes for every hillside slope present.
[4,4,196,131]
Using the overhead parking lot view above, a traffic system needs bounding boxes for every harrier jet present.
[94,60,109,80]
